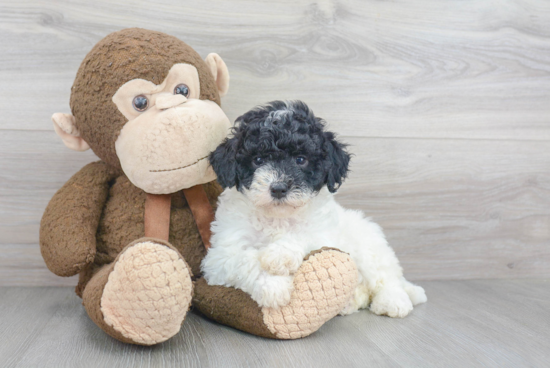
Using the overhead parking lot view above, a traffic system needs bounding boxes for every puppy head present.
[210,100,350,211]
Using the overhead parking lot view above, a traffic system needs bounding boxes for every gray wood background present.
[1,0,549,286]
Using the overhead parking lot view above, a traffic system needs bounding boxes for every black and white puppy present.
[202,101,426,317]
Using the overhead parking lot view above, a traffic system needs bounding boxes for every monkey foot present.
[97,239,192,345]
[262,248,358,339]
[192,248,357,340]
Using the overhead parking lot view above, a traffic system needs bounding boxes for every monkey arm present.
[40,161,118,277]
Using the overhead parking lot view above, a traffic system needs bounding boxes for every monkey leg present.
[193,248,358,339]
[82,238,193,345]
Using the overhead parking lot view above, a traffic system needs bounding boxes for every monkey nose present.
[155,93,187,110]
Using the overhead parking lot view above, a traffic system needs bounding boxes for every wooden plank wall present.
[0,0,549,286]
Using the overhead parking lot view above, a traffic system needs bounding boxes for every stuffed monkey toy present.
[40,28,358,345]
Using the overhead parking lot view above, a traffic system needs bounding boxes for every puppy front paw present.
[259,246,303,276]
[370,287,413,318]
[251,274,294,308]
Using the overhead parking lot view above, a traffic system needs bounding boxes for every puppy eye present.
[174,84,190,97]
[295,156,308,166]
[253,157,265,167]
[132,95,149,112]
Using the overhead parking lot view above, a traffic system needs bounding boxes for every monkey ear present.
[52,113,90,152]
[323,132,351,193]
[205,53,230,97]
[209,136,238,189]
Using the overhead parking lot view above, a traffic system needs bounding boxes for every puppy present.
[202,101,426,317]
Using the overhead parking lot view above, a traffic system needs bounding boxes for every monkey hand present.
[40,161,117,277]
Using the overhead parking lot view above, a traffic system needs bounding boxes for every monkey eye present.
[295,156,308,166]
[252,156,265,167]
[174,84,190,97]
[132,95,148,112]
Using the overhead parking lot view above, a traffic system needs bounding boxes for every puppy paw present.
[339,299,360,316]
[405,283,427,306]
[259,245,303,276]
[370,287,413,318]
[251,274,294,308]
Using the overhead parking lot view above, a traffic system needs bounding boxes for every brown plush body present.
[40,28,358,345]
[70,168,221,293]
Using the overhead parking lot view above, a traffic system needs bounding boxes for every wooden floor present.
[1,280,548,368]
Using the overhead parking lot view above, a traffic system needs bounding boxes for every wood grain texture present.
[2,130,549,284]
[340,136,550,280]
[1,280,549,367]
[1,0,550,285]
[1,0,550,140]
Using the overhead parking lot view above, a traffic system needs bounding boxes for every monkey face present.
[52,29,232,194]
[112,63,231,194]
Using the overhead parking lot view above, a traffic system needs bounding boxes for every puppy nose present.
[156,93,187,110]
[270,182,289,199]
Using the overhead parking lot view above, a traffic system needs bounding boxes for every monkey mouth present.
[150,155,209,173]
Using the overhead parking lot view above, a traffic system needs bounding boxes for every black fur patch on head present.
[209,100,351,193]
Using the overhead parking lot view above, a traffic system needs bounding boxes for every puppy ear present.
[323,132,351,193]
[209,136,238,188]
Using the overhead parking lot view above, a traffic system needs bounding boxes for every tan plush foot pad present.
[100,241,192,345]
[262,250,358,339]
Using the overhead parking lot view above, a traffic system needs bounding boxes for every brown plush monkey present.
[40,28,358,345]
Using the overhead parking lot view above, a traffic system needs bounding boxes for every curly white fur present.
[201,184,427,317]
